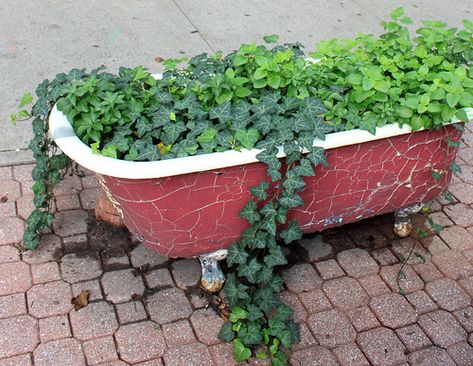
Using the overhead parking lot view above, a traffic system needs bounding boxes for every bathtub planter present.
[49,105,470,290]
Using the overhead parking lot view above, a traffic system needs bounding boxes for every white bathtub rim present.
[49,104,473,180]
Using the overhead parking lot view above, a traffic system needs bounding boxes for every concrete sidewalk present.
[0,0,471,165]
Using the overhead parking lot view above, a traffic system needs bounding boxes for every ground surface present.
[0,125,472,365]
[1,0,472,165]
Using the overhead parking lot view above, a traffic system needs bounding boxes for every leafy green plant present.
[12,8,473,365]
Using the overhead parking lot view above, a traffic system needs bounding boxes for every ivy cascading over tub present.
[50,104,469,290]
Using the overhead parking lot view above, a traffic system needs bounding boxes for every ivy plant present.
[12,8,473,365]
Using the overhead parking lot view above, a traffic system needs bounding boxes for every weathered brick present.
[171,259,201,289]
[69,301,118,341]
[144,268,174,288]
[447,342,473,366]
[80,187,99,209]
[0,315,38,358]
[395,324,431,352]
[38,315,71,342]
[280,291,307,322]
[346,306,380,332]
[432,250,473,280]
[454,307,473,332]
[162,319,196,347]
[60,253,102,283]
[405,291,438,314]
[444,203,473,227]
[439,226,473,251]
[357,327,407,366]
[369,293,417,329]
[0,262,31,296]
[0,293,26,319]
[0,354,32,366]
[315,259,345,280]
[22,234,62,264]
[72,279,103,301]
[332,343,369,366]
[130,245,168,268]
[115,322,166,364]
[52,209,89,237]
[27,281,72,318]
[0,217,24,245]
[116,300,148,325]
[33,338,85,366]
[101,268,145,303]
[409,346,456,366]
[16,195,34,220]
[55,193,81,211]
[83,336,118,365]
[209,342,238,366]
[147,288,192,324]
[379,264,424,294]
[298,235,333,262]
[189,309,224,346]
[371,248,398,266]
[298,289,332,314]
[0,180,21,201]
[418,310,467,348]
[308,309,356,348]
[413,261,443,283]
[281,263,322,293]
[290,345,338,366]
[322,277,368,311]
[31,261,61,284]
[163,342,214,366]
[425,278,470,311]
[357,275,391,297]
[337,248,379,278]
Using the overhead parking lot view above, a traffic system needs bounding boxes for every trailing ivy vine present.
[12,8,473,365]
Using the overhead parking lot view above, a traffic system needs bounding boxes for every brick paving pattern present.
[0,127,472,365]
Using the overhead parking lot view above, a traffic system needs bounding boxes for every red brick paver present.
[1,161,473,365]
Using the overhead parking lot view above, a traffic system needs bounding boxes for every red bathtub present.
[49,105,465,258]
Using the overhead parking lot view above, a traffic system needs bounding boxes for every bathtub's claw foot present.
[199,249,228,293]
[393,203,424,238]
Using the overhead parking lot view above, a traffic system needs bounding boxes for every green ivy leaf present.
[246,303,264,321]
[283,170,306,191]
[295,158,315,177]
[450,162,462,174]
[264,245,288,267]
[235,128,260,150]
[229,306,249,322]
[253,287,280,313]
[209,101,232,123]
[238,321,263,345]
[263,34,280,44]
[280,219,302,244]
[308,146,328,167]
[163,121,187,144]
[227,243,249,266]
[224,273,250,307]
[250,180,270,200]
[239,257,263,283]
[233,338,252,362]
[239,200,260,224]
[218,322,235,342]
[279,193,304,208]
[275,304,294,322]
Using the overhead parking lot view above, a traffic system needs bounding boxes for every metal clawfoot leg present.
[393,203,424,238]
[198,249,228,293]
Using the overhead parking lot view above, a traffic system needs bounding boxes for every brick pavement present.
[0,125,473,365]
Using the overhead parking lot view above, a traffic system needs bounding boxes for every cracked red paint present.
[99,125,463,258]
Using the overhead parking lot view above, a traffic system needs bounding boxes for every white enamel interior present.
[49,100,473,180]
